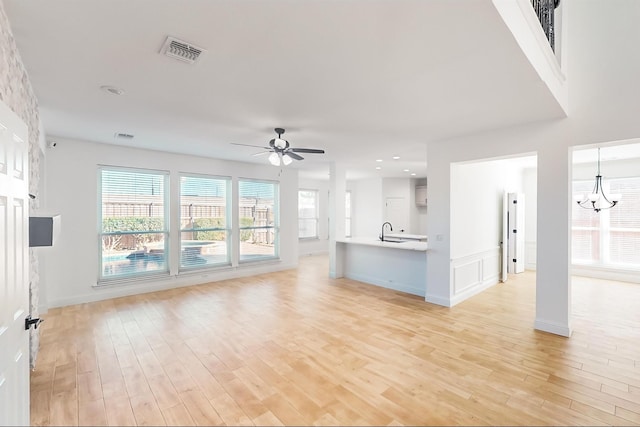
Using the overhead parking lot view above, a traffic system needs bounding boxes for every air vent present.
[159,36,205,64]
[114,133,134,140]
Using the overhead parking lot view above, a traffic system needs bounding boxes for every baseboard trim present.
[424,294,451,307]
[534,319,572,337]
[450,277,499,307]
[345,272,425,297]
[49,261,298,308]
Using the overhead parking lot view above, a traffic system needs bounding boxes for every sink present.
[380,238,407,243]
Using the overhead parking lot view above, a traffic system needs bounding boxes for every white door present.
[501,191,508,282]
[384,197,407,232]
[508,192,525,274]
[0,101,30,426]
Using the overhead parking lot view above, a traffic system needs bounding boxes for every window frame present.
[179,173,232,271]
[572,176,640,271]
[345,190,352,238]
[238,178,280,263]
[298,189,320,240]
[98,166,170,283]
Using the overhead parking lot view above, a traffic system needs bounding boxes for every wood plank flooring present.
[31,255,640,425]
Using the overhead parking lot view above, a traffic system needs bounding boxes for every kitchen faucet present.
[380,222,393,241]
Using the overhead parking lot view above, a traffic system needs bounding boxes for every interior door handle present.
[24,315,43,331]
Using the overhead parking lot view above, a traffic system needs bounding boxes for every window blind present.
[238,179,279,261]
[180,175,231,269]
[99,168,169,280]
[572,176,640,269]
[298,190,318,239]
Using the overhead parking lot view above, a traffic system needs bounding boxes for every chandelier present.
[575,148,620,212]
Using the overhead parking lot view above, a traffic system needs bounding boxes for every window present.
[298,189,319,239]
[99,167,169,280]
[572,176,640,269]
[346,191,352,237]
[180,175,231,269]
[238,179,279,262]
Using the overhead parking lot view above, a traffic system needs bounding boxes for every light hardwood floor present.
[31,255,640,426]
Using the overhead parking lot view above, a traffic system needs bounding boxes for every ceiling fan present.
[231,128,325,166]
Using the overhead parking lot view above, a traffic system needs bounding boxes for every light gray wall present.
[42,137,299,308]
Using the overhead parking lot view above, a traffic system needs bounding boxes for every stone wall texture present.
[0,0,42,368]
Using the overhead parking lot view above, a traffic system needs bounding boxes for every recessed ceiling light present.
[100,85,124,95]
[393,156,400,160]
[410,173,416,176]
[375,166,382,170]
[403,169,410,172]
[376,159,383,162]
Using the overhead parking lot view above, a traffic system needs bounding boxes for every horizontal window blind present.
[298,190,318,238]
[239,179,278,261]
[572,176,640,270]
[180,175,230,269]
[100,168,169,280]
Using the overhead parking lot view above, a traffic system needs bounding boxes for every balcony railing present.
[531,0,561,51]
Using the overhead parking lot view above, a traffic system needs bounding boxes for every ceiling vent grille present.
[114,132,134,140]
[159,36,205,64]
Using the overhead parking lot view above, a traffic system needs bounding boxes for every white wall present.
[348,177,383,238]
[446,158,524,305]
[451,158,523,259]
[42,137,299,309]
[425,0,640,336]
[347,177,425,239]
[382,178,412,232]
[522,166,538,270]
[298,178,330,256]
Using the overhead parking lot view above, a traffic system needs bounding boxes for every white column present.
[328,162,346,279]
[535,144,572,336]
[424,144,452,306]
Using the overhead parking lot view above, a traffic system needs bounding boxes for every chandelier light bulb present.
[268,152,280,166]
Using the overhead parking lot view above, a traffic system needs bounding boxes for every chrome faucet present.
[380,222,393,241]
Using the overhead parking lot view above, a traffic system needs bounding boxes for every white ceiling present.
[4,0,566,180]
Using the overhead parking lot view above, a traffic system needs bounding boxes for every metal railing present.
[531,0,561,51]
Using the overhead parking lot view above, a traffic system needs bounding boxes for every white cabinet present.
[415,185,427,207]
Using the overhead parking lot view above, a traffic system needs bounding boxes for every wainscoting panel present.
[453,260,481,295]
[451,247,501,306]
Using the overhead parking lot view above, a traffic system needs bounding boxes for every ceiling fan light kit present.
[232,128,325,167]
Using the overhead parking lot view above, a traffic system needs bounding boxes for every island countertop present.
[336,237,428,251]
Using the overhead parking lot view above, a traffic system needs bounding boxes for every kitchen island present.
[334,237,428,297]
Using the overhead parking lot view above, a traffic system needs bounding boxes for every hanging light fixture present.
[575,147,621,212]
[268,152,280,166]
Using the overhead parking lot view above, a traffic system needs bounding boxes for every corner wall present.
[449,158,524,305]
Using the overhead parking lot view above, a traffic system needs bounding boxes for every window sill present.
[299,237,320,241]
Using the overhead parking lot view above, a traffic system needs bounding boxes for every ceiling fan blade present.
[287,151,304,161]
[252,151,270,156]
[290,148,325,154]
[230,142,271,149]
